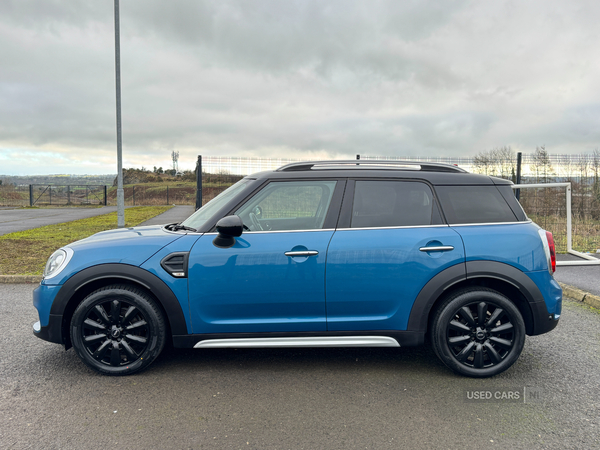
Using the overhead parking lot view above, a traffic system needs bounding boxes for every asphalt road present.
[2,284,599,450]
[0,207,122,236]
[555,254,600,297]
[0,205,195,237]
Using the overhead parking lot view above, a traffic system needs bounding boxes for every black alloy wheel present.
[431,288,526,378]
[70,285,166,375]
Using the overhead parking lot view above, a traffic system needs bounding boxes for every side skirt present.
[172,331,425,349]
[194,336,399,348]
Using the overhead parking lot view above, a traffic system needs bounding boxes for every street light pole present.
[114,0,125,227]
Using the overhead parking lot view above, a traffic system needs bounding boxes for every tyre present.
[430,288,526,378]
[70,285,166,375]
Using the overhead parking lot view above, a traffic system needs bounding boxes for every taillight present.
[546,231,556,273]
[538,229,556,274]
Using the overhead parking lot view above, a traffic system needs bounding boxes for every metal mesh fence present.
[0,185,107,207]
[105,185,197,206]
[2,154,599,253]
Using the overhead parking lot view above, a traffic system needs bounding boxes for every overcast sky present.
[1,0,599,175]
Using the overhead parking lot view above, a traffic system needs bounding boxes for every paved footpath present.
[139,205,195,226]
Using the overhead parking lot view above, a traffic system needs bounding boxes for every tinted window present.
[351,181,438,228]
[436,185,518,224]
[236,181,337,231]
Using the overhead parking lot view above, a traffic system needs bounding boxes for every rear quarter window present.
[435,185,518,224]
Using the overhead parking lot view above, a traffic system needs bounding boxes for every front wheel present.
[70,285,166,375]
[430,288,526,378]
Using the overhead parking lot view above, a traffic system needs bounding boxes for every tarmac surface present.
[0,206,122,236]
[2,283,599,449]
[0,205,195,237]
[2,206,599,448]
[554,254,600,297]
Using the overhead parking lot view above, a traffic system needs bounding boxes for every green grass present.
[0,206,172,276]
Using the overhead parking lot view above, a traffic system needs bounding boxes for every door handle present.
[419,246,454,252]
[285,251,319,257]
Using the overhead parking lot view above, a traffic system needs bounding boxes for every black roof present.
[248,160,512,186]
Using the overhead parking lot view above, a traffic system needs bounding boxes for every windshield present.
[181,178,254,230]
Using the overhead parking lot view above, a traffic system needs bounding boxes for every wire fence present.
[2,153,599,252]
[0,185,107,207]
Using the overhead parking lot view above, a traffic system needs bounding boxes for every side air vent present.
[160,252,189,278]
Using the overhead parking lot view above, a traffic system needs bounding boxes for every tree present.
[532,146,553,183]
[472,151,492,175]
[471,146,515,179]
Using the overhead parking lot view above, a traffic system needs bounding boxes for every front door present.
[187,180,341,334]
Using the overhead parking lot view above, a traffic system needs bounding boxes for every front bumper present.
[33,283,65,345]
[32,314,65,344]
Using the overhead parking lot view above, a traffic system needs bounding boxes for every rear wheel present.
[70,285,166,375]
[430,288,526,378]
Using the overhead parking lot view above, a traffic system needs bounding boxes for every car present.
[33,160,561,377]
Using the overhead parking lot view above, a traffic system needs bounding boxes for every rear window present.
[436,185,518,224]
[351,180,440,228]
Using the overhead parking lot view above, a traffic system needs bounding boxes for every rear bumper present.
[528,301,560,335]
[528,275,562,336]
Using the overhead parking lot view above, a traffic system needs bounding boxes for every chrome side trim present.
[336,224,450,231]
[284,251,319,257]
[419,246,454,252]
[449,220,532,227]
[193,336,400,348]
[203,228,336,235]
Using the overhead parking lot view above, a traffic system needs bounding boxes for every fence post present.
[133,185,135,206]
[515,152,522,200]
[104,186,107,206]
[49,186,52,205]
[29,185,33,207]
[166,186,169,205]
[195,155,202,210]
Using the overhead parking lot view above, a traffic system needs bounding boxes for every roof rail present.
[276,160,466,173]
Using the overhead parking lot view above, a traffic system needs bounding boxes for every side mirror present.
[213,215,243,248]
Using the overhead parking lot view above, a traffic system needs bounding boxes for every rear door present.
[325,179,465,331]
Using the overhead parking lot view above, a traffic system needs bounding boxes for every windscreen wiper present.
[166,223,197,232]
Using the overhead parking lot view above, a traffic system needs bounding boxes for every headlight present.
[43,248,74,279]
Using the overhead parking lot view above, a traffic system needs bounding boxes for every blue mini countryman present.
[33,160,562,377]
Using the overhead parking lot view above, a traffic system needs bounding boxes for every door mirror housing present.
[213,215,244,248]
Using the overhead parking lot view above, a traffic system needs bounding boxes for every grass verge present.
[0,206,172,276]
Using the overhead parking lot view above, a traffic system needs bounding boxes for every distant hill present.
[0,174,116,186]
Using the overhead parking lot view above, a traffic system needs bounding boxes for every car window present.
[351,180,437,228]
[436,185,518,224]
[235,181,338,231]
[182,178,254,230]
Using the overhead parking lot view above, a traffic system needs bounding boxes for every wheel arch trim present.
[407,260,546,333]
[407,263,466,332]
[49,264,188,341]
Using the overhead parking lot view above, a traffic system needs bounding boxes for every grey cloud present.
[1,0,600,175]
